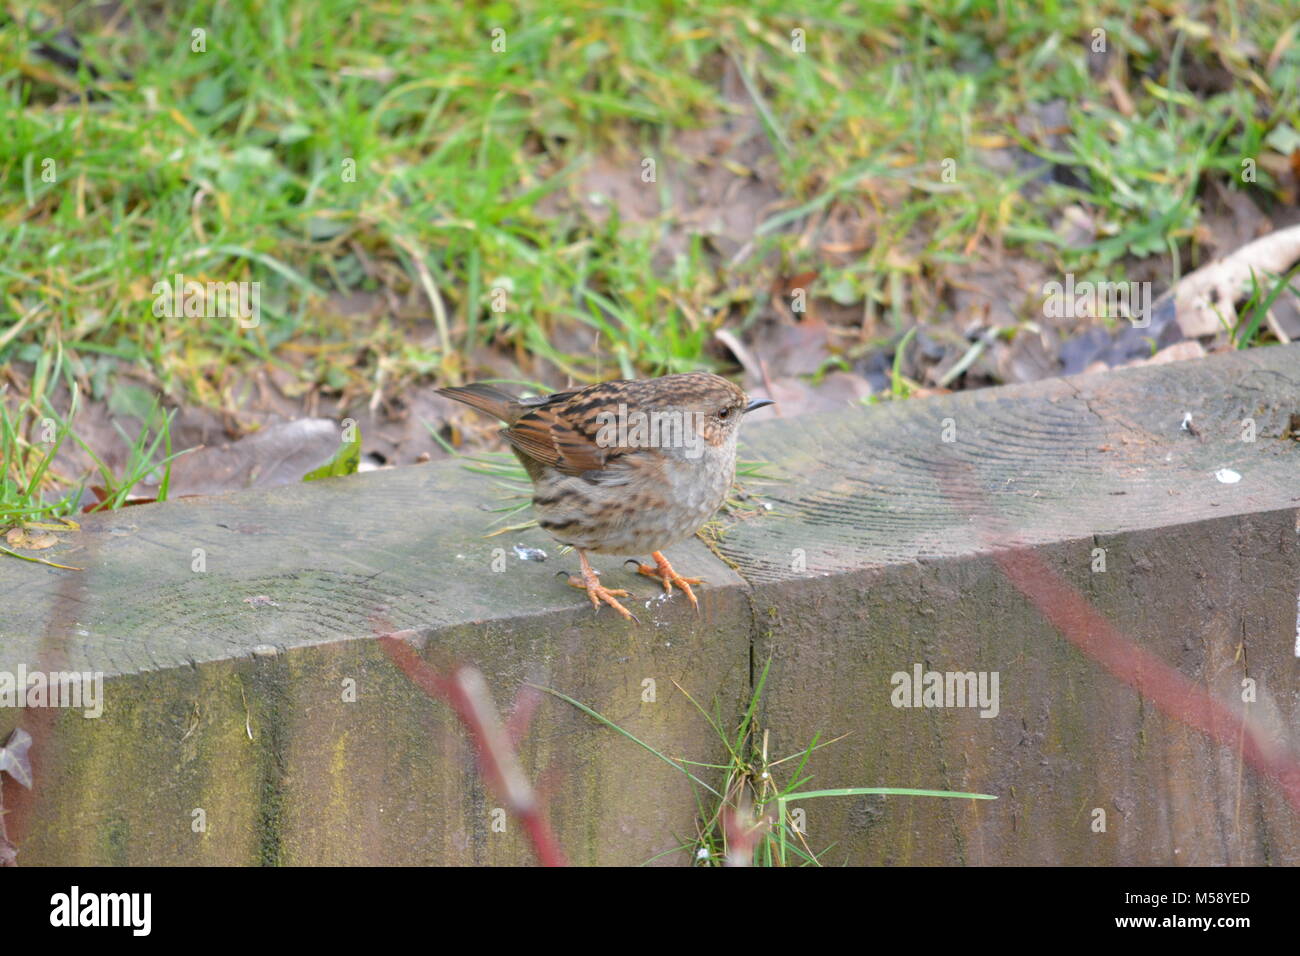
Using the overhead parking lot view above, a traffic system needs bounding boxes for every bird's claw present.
[633,552,701,612]
[566,572,638,623]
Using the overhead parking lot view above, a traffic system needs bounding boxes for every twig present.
[378,631,568,866]
[934,460,1300,815]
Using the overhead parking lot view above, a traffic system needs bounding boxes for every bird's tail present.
[436,383,519,422]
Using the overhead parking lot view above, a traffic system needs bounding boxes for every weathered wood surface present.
[728,345,1299,864]
[1,344,1297,865]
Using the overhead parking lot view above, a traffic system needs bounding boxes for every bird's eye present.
[718,407,731,420]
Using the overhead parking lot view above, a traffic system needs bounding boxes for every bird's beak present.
[744,398,775,414]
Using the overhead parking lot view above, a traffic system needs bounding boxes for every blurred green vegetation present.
[1,0,1297,405]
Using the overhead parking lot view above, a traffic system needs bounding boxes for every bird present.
[438,372,774,622]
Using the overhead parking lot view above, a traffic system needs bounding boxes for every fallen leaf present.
[0,728,33,789]
[83,488,158,512]
[5,527,57,550]
[737,313,833,379]
[141,418,344,496]
[302,424,361,481]
[1131,341,1207,367]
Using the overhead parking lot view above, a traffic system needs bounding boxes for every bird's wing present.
[505,405,610,476]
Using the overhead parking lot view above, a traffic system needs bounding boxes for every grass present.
[0,341,186,563]
[3,1,1299,511]
[1230,260,1300,348]
[537,656,995,866]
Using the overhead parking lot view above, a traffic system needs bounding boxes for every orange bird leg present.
[567,550,638,623]
[634,551,701,612]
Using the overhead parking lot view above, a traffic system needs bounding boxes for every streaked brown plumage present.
[438,372,773,621]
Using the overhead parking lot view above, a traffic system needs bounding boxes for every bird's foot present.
[567,554,638,623]
[630,551,701,612]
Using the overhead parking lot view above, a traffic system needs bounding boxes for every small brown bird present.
[438,372,773,621]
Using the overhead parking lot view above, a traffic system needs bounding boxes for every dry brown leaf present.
[1131,341,1208,367]
[4,527,58,550]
